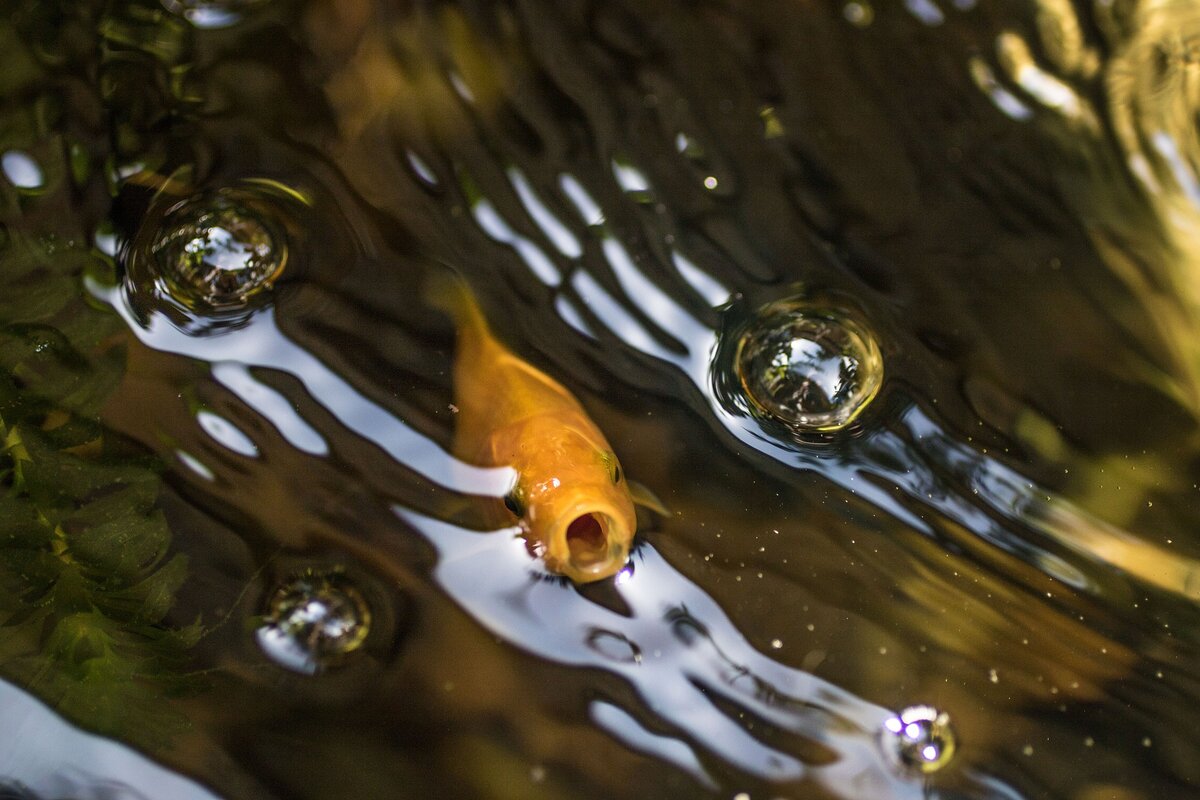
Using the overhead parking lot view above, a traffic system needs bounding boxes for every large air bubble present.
[734,298,883,432]
[149,193,287,310]
[121,181,308,333]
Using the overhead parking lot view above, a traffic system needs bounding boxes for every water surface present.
[2,1,1200,798]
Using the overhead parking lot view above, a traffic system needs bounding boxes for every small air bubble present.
[255,571,371,675]
[880,705,957,774]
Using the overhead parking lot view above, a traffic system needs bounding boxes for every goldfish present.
[428,274,641,583]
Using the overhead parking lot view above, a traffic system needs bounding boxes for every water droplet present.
[735,299,883,432]
[881,705,957,774]
[255,571,371,675]
[148,193,287,310]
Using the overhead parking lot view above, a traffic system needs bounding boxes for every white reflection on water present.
[396,508,934,797]
[0,679,221,800]
[506,167,582,259]
[89,280,516,498]
[590,701,718,790]
[93,246,1034,795]
[552,167,1193,604]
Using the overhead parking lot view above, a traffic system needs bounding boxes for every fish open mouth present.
[564,511,619,575]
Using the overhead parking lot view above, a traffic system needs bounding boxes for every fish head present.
[506,428,637,583]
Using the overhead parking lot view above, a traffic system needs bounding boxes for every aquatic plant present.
[0,235,201,750]
[0,34,201,742]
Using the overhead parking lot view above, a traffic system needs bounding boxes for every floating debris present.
[735,299,883,432]
[880,704,957,774]
[255,571,371,675]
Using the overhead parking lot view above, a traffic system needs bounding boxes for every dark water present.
[2,0,1200,798]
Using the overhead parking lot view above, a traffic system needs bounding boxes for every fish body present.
[431,276,636,583]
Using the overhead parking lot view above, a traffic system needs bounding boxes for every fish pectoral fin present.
[628,479,670,517]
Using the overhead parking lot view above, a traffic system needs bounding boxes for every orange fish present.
[428,275,640,583]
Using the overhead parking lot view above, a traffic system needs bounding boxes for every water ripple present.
[395,507,942,797]
[89,281,515,498]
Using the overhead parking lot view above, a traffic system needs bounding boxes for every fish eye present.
[504,492,524,517]
[601,450,621,484]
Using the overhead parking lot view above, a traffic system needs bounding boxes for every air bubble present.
[880,705,957,774]
[148,193,286,310]
[255,571,371,675]
[734,299,883,432]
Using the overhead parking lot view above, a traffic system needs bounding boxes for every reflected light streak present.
[506,167,582,258]
[396,507,928,797]
[90,280,516,497]
[0,678,222,800]
[549,170,1194,604]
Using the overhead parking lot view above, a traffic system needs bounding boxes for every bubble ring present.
[717,293,885,435]
[122,181,305,333]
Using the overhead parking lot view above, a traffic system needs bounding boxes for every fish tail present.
[423,266,491,337]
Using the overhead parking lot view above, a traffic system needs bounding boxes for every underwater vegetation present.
[0,30,200,748]
[0,254,200,741]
